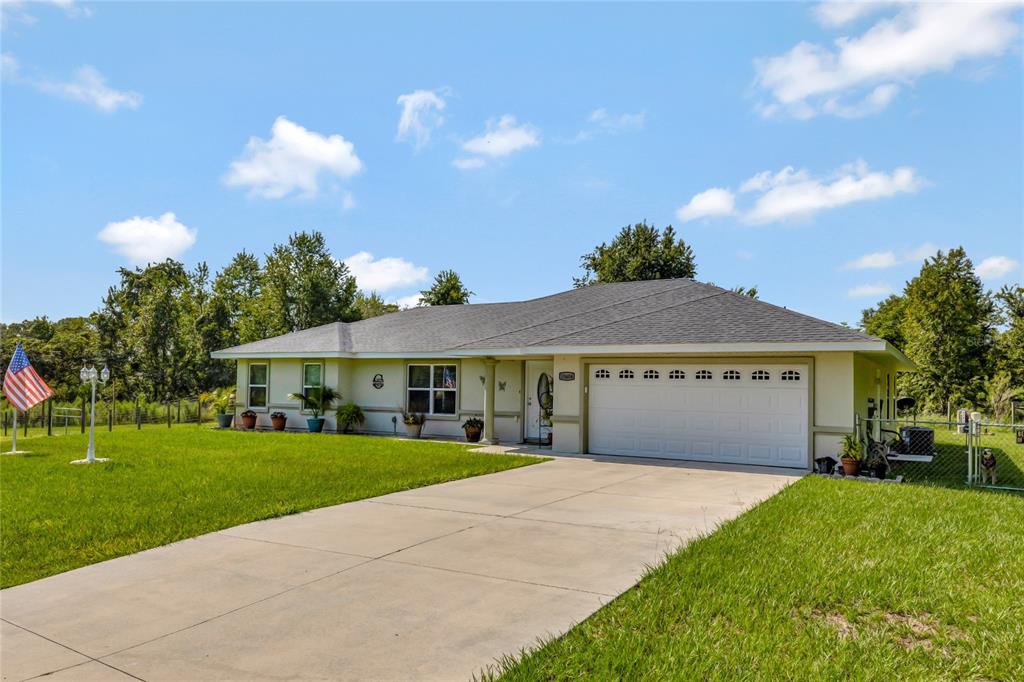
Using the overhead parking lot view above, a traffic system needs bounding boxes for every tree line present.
[1,231,474,403]
[860,247,1022,420]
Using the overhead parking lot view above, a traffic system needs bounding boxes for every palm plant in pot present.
[839,433,864,477]
[401,408,425,438]
[462,417,484,443]
[335,402,365,434]
[203,387,235,429]
[287,386,340,433]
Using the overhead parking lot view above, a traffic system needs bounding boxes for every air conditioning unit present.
[900,426,934,455]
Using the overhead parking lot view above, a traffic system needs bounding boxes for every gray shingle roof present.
[213,279,874,356]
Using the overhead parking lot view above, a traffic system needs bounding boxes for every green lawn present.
[491,477,1024,681]
[0,428,540,588]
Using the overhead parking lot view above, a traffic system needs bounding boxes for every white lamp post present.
[71,365,110,464]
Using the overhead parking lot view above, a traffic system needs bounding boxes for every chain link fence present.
[857,414,1023,491]
[1,397,209,439]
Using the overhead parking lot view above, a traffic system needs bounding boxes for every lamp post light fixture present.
[72,365,110,464]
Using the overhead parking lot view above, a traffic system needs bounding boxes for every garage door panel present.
[588,364,808,469]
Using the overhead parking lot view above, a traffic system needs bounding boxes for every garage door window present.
[752,370,770,381]
[643,369,660,380]
[595,369,610,379]
[695,370,712,380]
[781,370,801,382]
[668,370,685,380]
[619,369,634,379]
[723,370,741,381]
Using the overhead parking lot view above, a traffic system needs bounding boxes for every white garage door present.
[587,364,808,468]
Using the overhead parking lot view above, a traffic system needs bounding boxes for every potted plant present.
[462,417,484,443]
[402,409,425,438]
[839,433,864,477]
[204,388,235,429]
[287,386,340,433]
[335,402,365,434]
[270,411,288,431]
[240,409,258,430]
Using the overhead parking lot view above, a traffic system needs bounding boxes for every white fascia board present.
[452,341,892,356]
[210,351,354,360]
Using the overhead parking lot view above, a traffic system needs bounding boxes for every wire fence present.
[858,414,1023,491]
[1,397,210,439]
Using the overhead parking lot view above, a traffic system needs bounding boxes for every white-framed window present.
[407,364,457,415]
[595,369,611,379]
[668,369,686,380]
[723,370,741,381]
[643,369,660,380]
[695,370,712,381]
[781,370,801,382]
[619,369,635,379]
[248,363,268,408]
[751,370,770,381]
[301,363,323,410]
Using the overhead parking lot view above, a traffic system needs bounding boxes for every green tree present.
[731,286,759,299]
[418,270,473,306]
[574,222,696,287]
[212,251,268,345]
[354,291,399,319]
[901,248,997,412]
[860,294,908,350]
[259,231,359,333]
[992,285,1024,388]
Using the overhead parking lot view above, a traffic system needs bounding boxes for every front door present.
[525,361,554,442]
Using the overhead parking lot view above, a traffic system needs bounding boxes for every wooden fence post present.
[136,397,141,430]
[80,395,86,433]
[108,403,113,431]
[197,395,202,425]
[166,402,171,428]
[47,399,52,436]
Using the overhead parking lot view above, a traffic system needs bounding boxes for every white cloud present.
[35,65,141,112]
[682,160,922,226]
[676,188,736,223]
[976,255,1021,280]
[97,212,197,264]
[451,157,486,170]
[343,252,428,292]
[572,108,646,141]
[456,114,539,169]
[341,192,356,211]
[224,116,363,199]
[743,160,922,224]
[392,293,422,309]
[813,1,896,28]
[848,282,892,298]
[755,2,1021,118]
[842,242,945,270]
[2,56,141,112]
[843,250,899,270]
[396,89,446,149]
[2,0,90,29]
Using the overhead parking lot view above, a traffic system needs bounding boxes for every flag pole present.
[6,408,26,455]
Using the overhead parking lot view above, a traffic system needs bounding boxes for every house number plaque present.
[372,374,384,389]
[558,371,575,381]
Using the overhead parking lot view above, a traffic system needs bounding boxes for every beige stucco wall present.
[232,350,900,463]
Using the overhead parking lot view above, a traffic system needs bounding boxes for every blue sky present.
[2,1,1021,325]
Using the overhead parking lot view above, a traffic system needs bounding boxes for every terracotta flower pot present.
[841,457,861,477]
[271,415,287,431]
[240,414,257,430]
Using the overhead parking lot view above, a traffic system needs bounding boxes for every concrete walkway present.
[1,453,801,681]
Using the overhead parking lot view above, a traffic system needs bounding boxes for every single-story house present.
[211,278,913,469]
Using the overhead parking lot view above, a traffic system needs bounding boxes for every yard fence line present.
[857,413,1023,491]
[1,396,210,438]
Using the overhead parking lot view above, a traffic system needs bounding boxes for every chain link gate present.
[966,413,1024,492]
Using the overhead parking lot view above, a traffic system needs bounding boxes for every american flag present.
[3,342,53,412]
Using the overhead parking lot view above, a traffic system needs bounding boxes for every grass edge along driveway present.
[490,477,1024,681]
[1,428,541,588]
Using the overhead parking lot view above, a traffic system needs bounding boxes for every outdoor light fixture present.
[72,364,110,464]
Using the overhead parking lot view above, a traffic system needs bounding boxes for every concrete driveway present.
[1,452,801,681]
